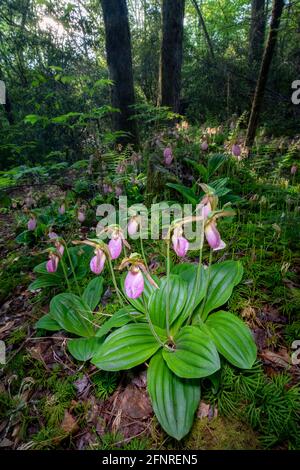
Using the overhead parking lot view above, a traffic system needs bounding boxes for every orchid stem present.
[140,237,148,271]
[197,249,213,322]
[166,240,171,338]
[188,218,204,325]
[60,257,72,293]
[107,257,125,306]
[65,244,81,297]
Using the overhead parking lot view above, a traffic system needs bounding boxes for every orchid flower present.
[55,241,65,257]
[124,266,145,299]
[201,141,209,151]
[232,144,241,157]
[115,186,122,197]
[27,217,36,231]
[128,216,140,236]
[108,230,123,260]
[46,253,59,273]
[204,220,226,251]
[90,247,106,275]
[58,204,65,215]
[78,211,86,223]
[172,227,189,257]
[291,165,297,176]
[163,147,173,166]
[48,231,58,239]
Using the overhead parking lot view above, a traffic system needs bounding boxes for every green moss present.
[91,371,120,400]
[185,417,260,450]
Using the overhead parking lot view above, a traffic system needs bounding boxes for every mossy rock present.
[184,417,260,450]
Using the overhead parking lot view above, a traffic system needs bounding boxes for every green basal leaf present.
[148,275,188,329]
[82,276,104,311]
[29,275,63,291]
[147,351,201,440]
[35,314,61,331]
[163,326,220,379]
[178,264,207,320]
[205,311,257,369]
[50,293,95,337]
[201,260,243,320]
[92,323,161,371]
[95,306,144,338]
[68,337,104,361]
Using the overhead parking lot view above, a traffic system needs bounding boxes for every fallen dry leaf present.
[61,410,79,435]
[260,348,291,368]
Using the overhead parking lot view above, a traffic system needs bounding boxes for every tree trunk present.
[158,0,185,113]
[246,0,284,149]
[249,0,266,71]
[191,0,214,60]
[100,0,138,144]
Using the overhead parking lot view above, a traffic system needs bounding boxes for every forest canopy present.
[0,0,299,169]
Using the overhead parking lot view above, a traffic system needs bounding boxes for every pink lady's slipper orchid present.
[116,163,126,174]
[27,217,36,231]
[46,253,59,273]
[128,216,139,236]
[201,201,212,219]
[201,141,209,151]
[55,241,65,257]
[78,211,86,223]
[232,144,241,157]
[115,186,122,197]
[172,227,189,258]
[291,165,297,176]
[163,147,173,166]
[124,267,145,299]
[48,231,58,239]
[204,220,226,251]
[90,248,106,275]
[58,204,65,215]
[108,231,123,260]
[103,183,113,194]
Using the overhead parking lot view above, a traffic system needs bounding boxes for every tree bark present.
[249,0,266,71]
[246,0,284,149]
[158,0,185,113]
[100,0,138,144]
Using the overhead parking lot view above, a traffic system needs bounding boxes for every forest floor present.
[0,133,300,450]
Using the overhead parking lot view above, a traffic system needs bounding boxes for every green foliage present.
[204,363,300,449]
[91,371,120,400]
[148,351,201,440]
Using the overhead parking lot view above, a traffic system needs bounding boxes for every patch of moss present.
[184,417,260,450]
